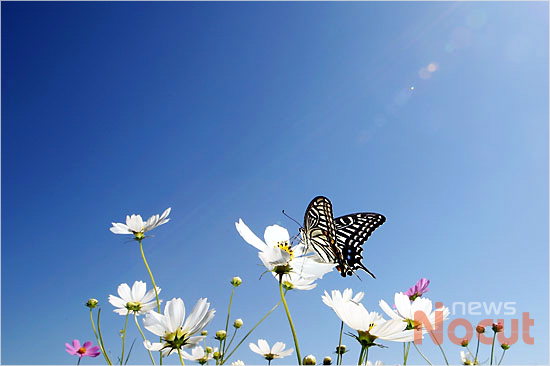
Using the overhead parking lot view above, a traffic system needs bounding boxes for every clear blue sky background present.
[2,2,548,365]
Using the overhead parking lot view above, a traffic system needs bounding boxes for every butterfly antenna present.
[282,210,302,228]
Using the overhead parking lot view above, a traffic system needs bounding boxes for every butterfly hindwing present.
[334,213,386,278]
[302,196,341,264]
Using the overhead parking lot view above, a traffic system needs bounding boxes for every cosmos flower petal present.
[379,299,400,320]
[263,224,290,246]
[235,219,269,251]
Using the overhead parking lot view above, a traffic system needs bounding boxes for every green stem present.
[278,277,302,365]
[89,309,110,365]
[357,346,366,366]
[337,321,344,365]
[222,288,235,355]
[498,350,507,365]
[139,240,163,365]
[77,357,81,366]
[120,313,129,365]
[430,330,449,366]
[221,301,281,364]
[403,342,411,365]
[134,313,156,365]
[218,340,223,365]
[224,328,238,354]
[363,346,369,366]
[177,348,185,366]
[97,308,114,365]
[412,342,433,365]
[490,332,497,365]
[474,333,481,364]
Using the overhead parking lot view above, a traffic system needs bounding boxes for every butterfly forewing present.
[334,213,386,278]
[302,196,341,264]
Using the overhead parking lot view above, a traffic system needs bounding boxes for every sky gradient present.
[2,2,548,365]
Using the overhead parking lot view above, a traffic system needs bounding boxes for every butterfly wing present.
[334,212,386,278]
[302,196,341,264]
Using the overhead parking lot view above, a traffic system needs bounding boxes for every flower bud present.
[335,345,347,355]
[213,351,221,360]
[215,330,227,340]
[475,325,485,334]
[201,330,208,336]
[303,355,316,365]
[501,343,511,350]
[492,322,504,333]
[233,318,243,328]
[461,339,469,347]
[86,298,99,308]
[230,277,242,287]
[205,346,213,353]
[323,356,332,365]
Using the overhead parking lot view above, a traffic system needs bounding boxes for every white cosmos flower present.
[143,298,215,357]
[322,288,365,309]
[235,219,334,282]
[110,208,171,238]
[379,292,449,333]
[108,281,161,315]
[181,346,214,364]
[330,300,414,345]
[249,339,294,361]
[231,361,245,366]
[460,350,476,365]
[278,272,318,290]
[366,361,383,366]
[322,289,365,321]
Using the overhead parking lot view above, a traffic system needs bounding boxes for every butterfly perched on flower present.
[300,196,385,278]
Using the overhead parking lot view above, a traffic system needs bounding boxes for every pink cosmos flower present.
[404,278,430,300]
[65,339,101,358]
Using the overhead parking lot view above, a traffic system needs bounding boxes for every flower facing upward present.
[235,219,334,285]
[110,208,171,239]
[379,292,449,333]
[65,340,101,358]
[108,281,161,316]
[249,339,294,361]
[404,278,430,300]
[181,346,215,365]
[143,298,215,357]
[329,300,414,346]
[460,350,477,365]
[501,343,511,350]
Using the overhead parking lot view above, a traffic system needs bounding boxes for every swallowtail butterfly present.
[300,196,386,278]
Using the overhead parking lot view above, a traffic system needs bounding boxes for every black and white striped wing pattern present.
[334,213,386,278]
[301,196,341,264]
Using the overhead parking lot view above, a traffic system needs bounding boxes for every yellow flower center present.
[77,347,87,355]
[277,241,294,260]
[126,301,142,311]
[133,232,145,240]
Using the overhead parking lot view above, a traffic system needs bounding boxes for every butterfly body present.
[301,196,385,278]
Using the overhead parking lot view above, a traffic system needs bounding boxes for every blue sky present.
[2,2,548,365]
